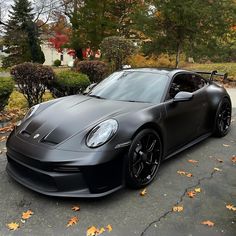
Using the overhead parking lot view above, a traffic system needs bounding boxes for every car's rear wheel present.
[125,129,162,189]
[214,97,231,137]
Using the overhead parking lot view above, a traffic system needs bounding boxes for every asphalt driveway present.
[0,94,235,236]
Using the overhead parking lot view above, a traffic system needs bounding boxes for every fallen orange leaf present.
[98,227,106,234]
[71,205,80,211]
[87,226,110,236]
[226,204,236,211]
[232,156,236,163]
[66,216,79,227]
[201,220,214,227]
[188,159,198,164]
[186,173,193,177]
[7,222,20,231]
[177,170,185,175]
[0,124,15,133]
[21,210,33,220]
[177,170,193,177]
[187,191,196,198]
[106,224,112,232]
[87,226,99,236]
[195,188,201,193]
[0,136,7,142]
[140,188,147,196]
[173,205,184,212]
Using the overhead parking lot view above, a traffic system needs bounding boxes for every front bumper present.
[6,140,126,198]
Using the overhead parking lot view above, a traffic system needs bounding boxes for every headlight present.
[86,119,118,148]
[17,104,40,126]
[24,104,40,120]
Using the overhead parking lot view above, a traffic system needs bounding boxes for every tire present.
[214,97,231,137]
[125,129,162,189]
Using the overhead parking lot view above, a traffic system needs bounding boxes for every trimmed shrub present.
[49,71,90,97]
[75,60,108,83]
[11,62,56,107]
[54,59,61,67]
[0,77,14,111]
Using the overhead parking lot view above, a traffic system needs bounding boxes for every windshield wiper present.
[88,94,105,99]
[120,99,147,103]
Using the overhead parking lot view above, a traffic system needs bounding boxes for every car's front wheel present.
[214,97,231,137]
[125,129,162,189]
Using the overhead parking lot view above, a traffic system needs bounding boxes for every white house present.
[41,43,74,66]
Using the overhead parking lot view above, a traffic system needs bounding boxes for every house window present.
[60,54,64,61]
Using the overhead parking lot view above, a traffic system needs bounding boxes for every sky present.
[1,0,61,23]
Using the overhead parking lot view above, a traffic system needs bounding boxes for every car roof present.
[122,68,192,77]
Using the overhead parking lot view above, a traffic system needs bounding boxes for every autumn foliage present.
[48,33,69,53]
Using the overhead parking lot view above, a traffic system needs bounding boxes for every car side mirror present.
[173,91,193,102]
[83,83,97,95]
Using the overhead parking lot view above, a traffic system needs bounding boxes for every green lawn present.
[183,63,236,81]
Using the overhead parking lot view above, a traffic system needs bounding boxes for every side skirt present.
[164,132,212,160]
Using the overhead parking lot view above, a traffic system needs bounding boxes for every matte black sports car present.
[6,68,232,197]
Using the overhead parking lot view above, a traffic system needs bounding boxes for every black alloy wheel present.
[126,129,162,188]
[214,98,231,137]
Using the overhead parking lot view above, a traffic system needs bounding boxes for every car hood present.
[18,95,152,146]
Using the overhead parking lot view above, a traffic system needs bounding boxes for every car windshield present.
[88,71,169,103]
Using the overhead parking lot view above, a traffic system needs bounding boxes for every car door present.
[163,73,209,155]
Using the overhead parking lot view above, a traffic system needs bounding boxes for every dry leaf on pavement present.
[216,158,223,163]
[0,136,7,142]
[188,159,198,164]
[232,156,236,163]
[21,210,33,220]
[98,227,106,234]
[214,167,222,172]
[87,226,99,236]
[201,220,214,227]
[177,170,193,177]
[195,188,201,193]
[226,204,236,211]
[71,205,80,211]
[66,216,79,227]
[223,144,230,147]
[106,224,112,232]
[186,173,193,177]
[173,205,184,212]
[87,225,112,235]
[0,124,15,133]
[140,188,147,196]
[7,222,20,231]
[187,191,196,198]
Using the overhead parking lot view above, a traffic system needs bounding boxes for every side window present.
[168,73,206,99]
[192,74,206,90]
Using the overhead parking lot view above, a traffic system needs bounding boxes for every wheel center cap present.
[140,152,148,161]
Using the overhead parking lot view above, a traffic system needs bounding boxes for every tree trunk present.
[75,48,83,60]
[175,42,181,68]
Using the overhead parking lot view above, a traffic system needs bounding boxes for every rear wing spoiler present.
[195,70,228,82]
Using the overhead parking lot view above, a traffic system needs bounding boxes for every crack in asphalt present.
[140,169,218,236]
